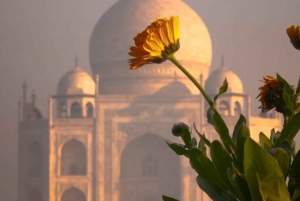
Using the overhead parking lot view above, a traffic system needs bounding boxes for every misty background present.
[0,0,299,200]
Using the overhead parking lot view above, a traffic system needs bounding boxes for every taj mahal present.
[17,0,282,201]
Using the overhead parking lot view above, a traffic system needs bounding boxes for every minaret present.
[94,74,100,200]
[18,97,23,122]
[31,90,36,107]
[22,80,27,104]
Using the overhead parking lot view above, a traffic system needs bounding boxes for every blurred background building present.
[17,0,282,200]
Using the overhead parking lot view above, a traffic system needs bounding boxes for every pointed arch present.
[28,141,42,177]
[61,139,87,175]
[218,100,230,116]
[61,102,67,117]
[61,187,86,201]
[234,101,242,116]
[120,133,180,201]
[70,102,82,118]
[28,189,42,201]
[86,102,94,118]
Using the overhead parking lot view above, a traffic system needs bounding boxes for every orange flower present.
[256,75,284,113]
[128,16,180,70]
[286,25,300,50]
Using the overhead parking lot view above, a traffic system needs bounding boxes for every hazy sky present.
[0,0,300,200]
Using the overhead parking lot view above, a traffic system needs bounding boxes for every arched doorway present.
[28,189,42,201]
[70,102,82,118]
[86,102,94,117]
[234,101,242,116]
[120,133,181,201]
[218,100,230,116]
[61,139,87,175]
[60,102,67,117]
[61,187,86,201]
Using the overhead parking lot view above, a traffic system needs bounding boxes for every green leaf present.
[232,114,247,142]
[245,171,265,201]
[236,122,250,173]
[166,141,189,157]
[290,150,300,192]
[278,140,295,156]
[275,112,300,146]
[271,131,281,145]
[189,148,227,194]
[198,135,207,156]
[273,148,290,178]
[227,168,252,201]
[196,175,228,201]
[277,73,294,95]
[270,128,276,144]
[214,78,228,102]
[180,126,192,149]
[244,138,290,201]
[210,140,240,199]
[162,195,179,201]
[288,178,296,198]
[291,186,300,201]
[283,86,294,115]
[207,108,214,125]
[259,132,273,151]
[193,123,211,147]
[212,110,236,154]
[296,75,300,94]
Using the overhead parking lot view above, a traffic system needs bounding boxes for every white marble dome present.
[89,0,212,94]
[205,67,244,94]
[57,66,95,95]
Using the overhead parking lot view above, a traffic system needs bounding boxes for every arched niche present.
[28,141,42,177]
[61,139,87,176]
[61,102,67,117]
[234,101,242,116]
[86,102,94,118]
[70,102,82,118]
[28,189,42,201]
[218,100,230,116]
[120,133,180,201]
[61,187,86,201]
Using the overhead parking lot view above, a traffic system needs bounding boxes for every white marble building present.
[17,0,282,201]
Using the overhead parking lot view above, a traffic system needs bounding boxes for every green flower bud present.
[172,122,189,137]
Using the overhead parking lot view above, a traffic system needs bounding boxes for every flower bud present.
[172,122,190,137]
[256,75,285,113]
[286,25,300,50]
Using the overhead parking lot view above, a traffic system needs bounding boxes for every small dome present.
[205,67,243,94]
[57,66,95,95]
[155,80,191,95]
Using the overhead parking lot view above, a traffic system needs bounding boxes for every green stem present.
[293,75,300,113]
[287,76,300,124]
[168,55,215,110]
[283,115,287,127]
